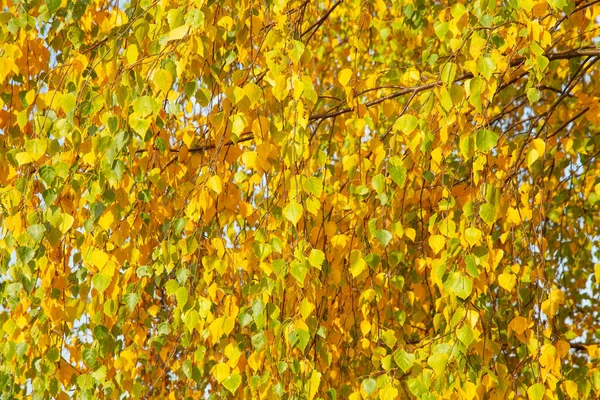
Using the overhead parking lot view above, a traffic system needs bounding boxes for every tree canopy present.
[1,0,600,398]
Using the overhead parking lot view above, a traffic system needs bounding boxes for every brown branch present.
[134,132,255,155]
[302,0,343,43]
[547,106,589,139]
[570,341,599,351]
[308,47,600,122]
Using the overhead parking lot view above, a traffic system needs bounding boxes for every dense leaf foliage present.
[1,0,600,398]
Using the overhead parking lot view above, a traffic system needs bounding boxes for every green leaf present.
[158,322,171,335]
[477,57,496,80]
[252,299,265,316]
[82,348,98,368]
[394,114,419,134]
[132,96,159,117]
[46,0,61,14]
[223,372,242,394]
[389,165,407,187]
[457,324,475,347]
[129,113,151,136]
[371,174,385,194]
[362,378,377,395]
[475,129,498,153]
[175,287,188,309]
[25,139,47,161]
[527,88,541,105]
[434,21,449,40]
[427,353,448,376]
[290,260,308,285]
[283,201,303,226]
[308,249,325,268]
[446,272,473,299]
[136,266,153,278]
[123,293,140,313]
[393,350,415,372]
[375,229,392,248]
[27,224,45,243]
[92,273,111,293]
[441,62,457,86]
[173,218,186,235]
[289,40,305,64]
[295,329,310,352]
[61,93,77,113]
[17,246,35,264]
[527,383,545,400]
[39,165,56,184]
[303,177,323,197]
[480,203,497,226]
[183,310,199,332]
[252,331,266,350]
[548,0,567,10]
[537,55,549,71]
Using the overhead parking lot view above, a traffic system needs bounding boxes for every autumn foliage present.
[2,0,600,398]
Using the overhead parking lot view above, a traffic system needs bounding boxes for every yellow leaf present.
[338,68,352,87]
[207,176,223,194]
[167,24,190,41]
[380,385,398,400]
[125,44,139,64]
[283,201,303,226]
[154,69,173,93]
[469,35,487,59]
[360,319,371,336]
[25,139,47,161]
[526,148,539,167]
[15,152,33,165]
[0,57,15,83]
[211,362,230,383]
[58,214,74,234]
[498,272,516,291]
[299,298,315,320]
[247,351,263,372]
[119,349,136,371]
[98,210,114,231]
[539,343,556,368]
[563,380,578,398]
[464,227,482,247]
[509,316,529,336]
[90,249,109,270]
[224,343,241,367]
[274,74,289,101]
[230,113,247,135]
[531,138,546,155]
[208,317,224,343]
[541,286,565,318]
[431,147,443,170]
[595,262,600,285]
[507,207,522,224]
[241,151,258,170]
[308,370,321,400]
[405,228,416,242]
[428,234,445,254]
[25,89,36,106]
[350,257,367,278]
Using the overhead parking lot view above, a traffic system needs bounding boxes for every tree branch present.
[302,0,343,43]
[309,47,600,122]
